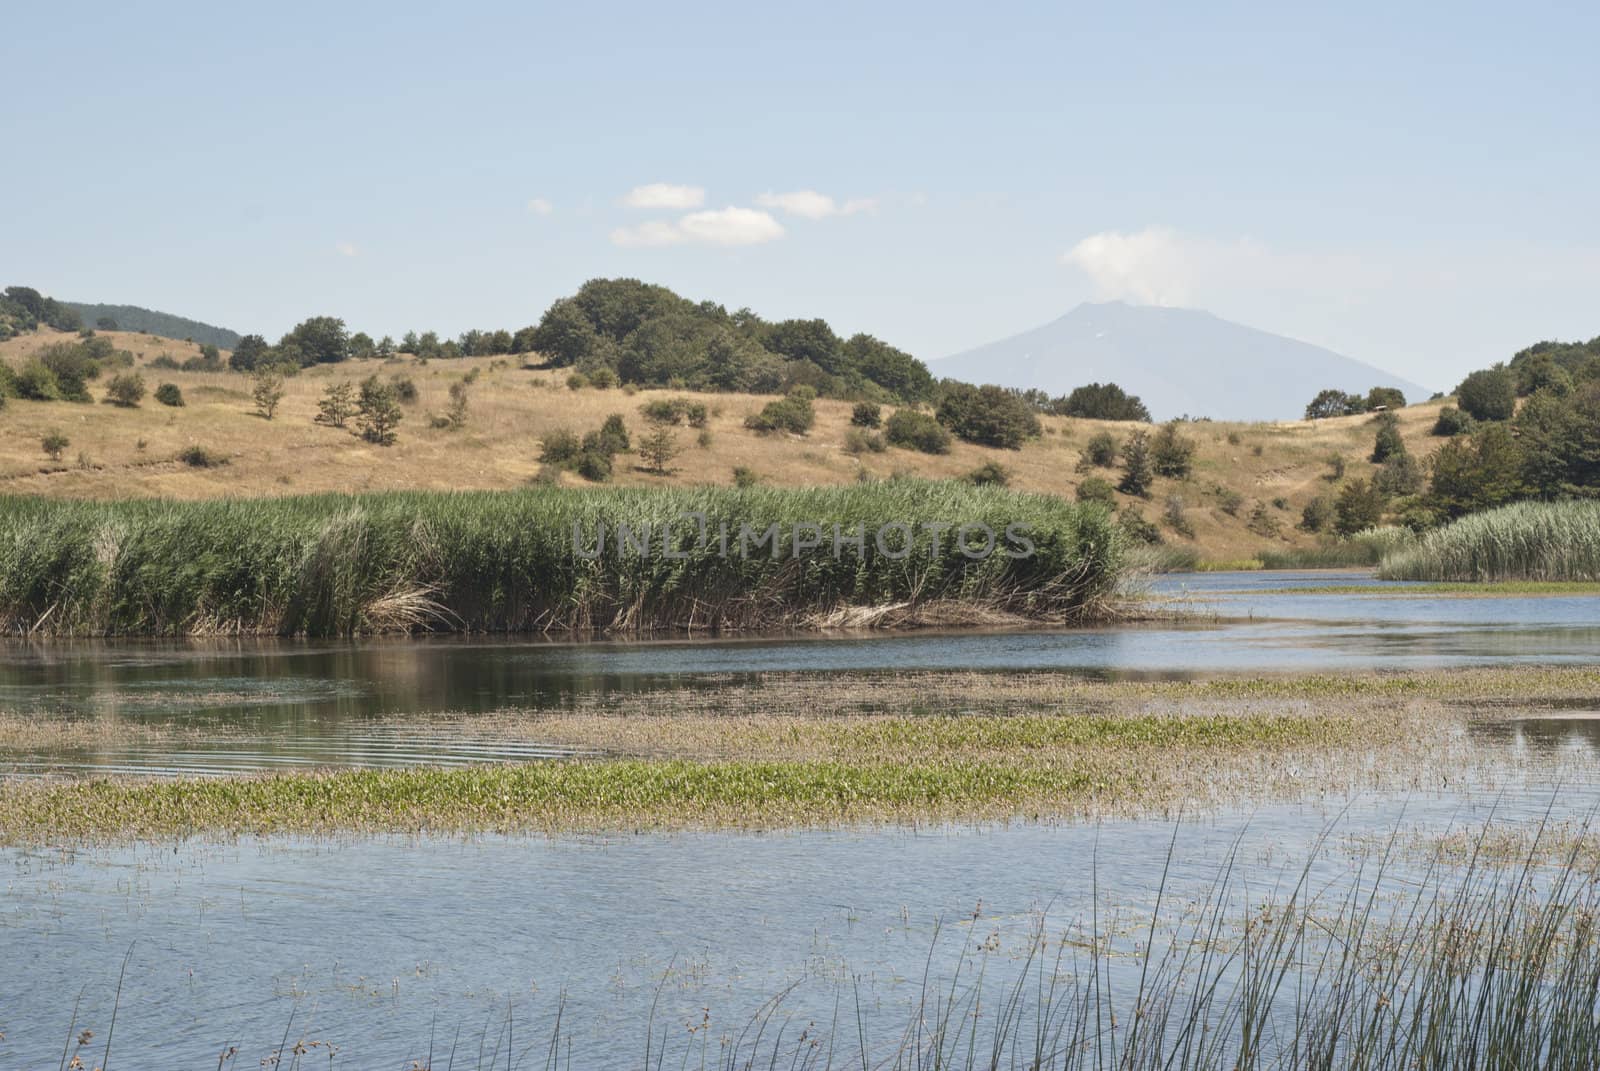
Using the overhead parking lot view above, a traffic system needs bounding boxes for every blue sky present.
[3,0,1596,388]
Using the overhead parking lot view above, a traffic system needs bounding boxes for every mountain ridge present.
[936,302,1432,421]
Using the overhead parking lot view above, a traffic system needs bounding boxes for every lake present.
[2,571,1598,1066]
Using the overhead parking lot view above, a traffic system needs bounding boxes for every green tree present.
[1427,423,1524,518]
[883,409,951,454]
[316,381,357,427]
[1083,431,1119,468]
[104,372,146,407]
[934,382,1041,449]
[252,369,286,419]
[1334,478,1386,535]
[356,377,402,444]
[1149,421,1195,478]
[1365,386,1407,410]
[1118,430,1154,497]
[278,316,349,366]
[638,426,681,474]
[528,299,600,367]
[154,383,184,407]
[1056,382,1150,421]
[1455,365,1517,421]
[1370,413,1405,462]
[41,430,69,460]
[229,334,271,372]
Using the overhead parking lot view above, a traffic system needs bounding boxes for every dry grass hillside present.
[0,327,1451,563]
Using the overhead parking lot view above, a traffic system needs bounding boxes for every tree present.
[1149,421,1195,478]
[934,383,1041,449]
[638,426,681,474]
[278,316,349,366]
[1304,389,1364,420]
[357,377,402,444]
[1455,365,1517,422]
[1427,423,1524,519]
[41,431,69,460]
[1118,431,1154,497]
[252,369,285,420]
[443,381,469,429]
[1365,386,1407,410]
[1370,413,1405,463]
[230,334,271,372]
[851,402,882,428]
[104,372,146,408]
[95,316,119,331]
[745,387,816,435]
[1334,478,1386,535]
[764,318,842,372]
[1056,382,1150,421]
[1083,431,1119,468]
[528,299,600,367]
[316,381,357,427]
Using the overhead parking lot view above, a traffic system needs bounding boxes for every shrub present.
[732,466,761,488]
[154,383,184,407]
[1163,494,1194,538]
[1375,451,1425,496]
[964,461,1010,487]
[1327,453,1346,481]
[574,450,612,482]
[539,428,583,465]
[1076,476,1117,507]
[1117,431,1154,497]
[1056,382,1150,421]
[1118,506,1162,545]
[389,375,418,404]
[640,397,707,427]
[104,372,146,408]
[1150,421,1195,478]
[566,371,589,391]
[1083,431,1119,468]
[1215,487,1245,516]
[41,431,69,460]
[177,445,228,468]
[843,428,886,455]
[1304,389,1366,420]
[593,414,631,454]
[935,382,1040,449]
[1455,365,1517,422]
[442,381,469,429]
[1432,406,1475,437]
[1366,386,1407,410]
[850,401,882,428]
[14,360,61,401]
[745,388,816,435]
[1300,496,1335,533]
[588,367,619,389]
[884,409,951,454]
[1246,502,1281,538]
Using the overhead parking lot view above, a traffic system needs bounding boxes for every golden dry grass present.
[1,327,1450,562]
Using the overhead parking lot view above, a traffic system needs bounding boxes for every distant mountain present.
[936,302,1431,422]
[65,301,241,350]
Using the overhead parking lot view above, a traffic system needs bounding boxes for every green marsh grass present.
[1380,500,1600,582]
[0,481,1125,636]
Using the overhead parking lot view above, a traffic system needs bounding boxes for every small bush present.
[1370,413,1404,462]
[42,431,70,460]
[1083,431,1119,468]
[390,375,418,404]
[1215,487,1245,517]
[1163,494,1194,538]
[1150,421,1195,478]
[843,428,887,455]
[574,450,613,482]
[1076,477,1117,507]
[1300,496,1335,533]
[539,428,583,465]
[851,401,882,428]
[587,367,618,389]
[357,376,403,444]
[1432,406,1475,437]
[177,444,228,468]
[745,388,816,435]
[317,381,357,427]
[154,383,184,407]
[883,409,951,454]
[964,460,1010,487]
[1118,506,1162,545]
[566,371,589,391]
[640,397,707,427]
[104,372,146,408]
[732,466,761,488]
[15,361,61,401]
[1246,502,1281,538]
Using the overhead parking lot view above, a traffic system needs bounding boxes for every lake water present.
[2,571,1599,1066]
[2,571,1597,777]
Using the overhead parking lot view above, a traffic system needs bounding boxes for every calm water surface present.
[2,571,1598,1064]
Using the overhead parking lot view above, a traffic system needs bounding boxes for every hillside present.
[0,327,1454,565]
[63,301,241,350]
[937,302,1432,422]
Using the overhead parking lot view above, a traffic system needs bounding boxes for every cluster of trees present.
[0,286,82,340]
[525,278,935,403]
[1303,386,1408,420]
[1008,382,1152,422]
[0,335,136,403]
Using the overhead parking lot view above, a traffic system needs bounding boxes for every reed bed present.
[1380,500,1600,582]
[1258,526,1416,570]
[0,482,1126,637]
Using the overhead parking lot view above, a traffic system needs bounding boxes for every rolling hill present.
[64,301,241,350]
[937,302,1432,421]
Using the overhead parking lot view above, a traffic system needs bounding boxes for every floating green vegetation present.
[0,482,1126,637]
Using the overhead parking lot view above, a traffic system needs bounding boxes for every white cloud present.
[622,183,706,210]
[610,206,785,248]
[526,197,554,215]
[755,190,878,219]
[334,240,358,258]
